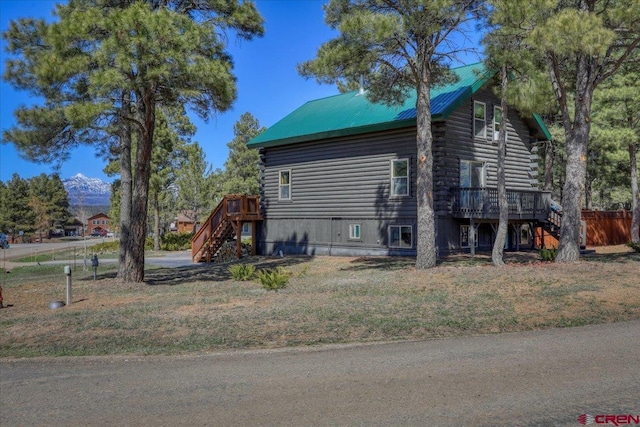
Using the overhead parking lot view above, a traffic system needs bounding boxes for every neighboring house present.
[64,218,84,237]
[87,213,110,236]
[248,63,554,257]
[175,212,200,234]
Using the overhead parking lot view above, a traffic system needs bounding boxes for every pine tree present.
[526,0,640,261]
[483,0,557,266]
[175,142,213,233]
[298,0,485,269]
[27,173,71,239]
[1,174,35,241]
[2,1,264,282]
[221,112,264,196]
[591,65,640,242]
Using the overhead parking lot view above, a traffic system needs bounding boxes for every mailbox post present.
[91,254,99,280]
[64,265,72,306]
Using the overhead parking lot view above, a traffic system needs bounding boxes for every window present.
[241,223,251,234]
[389,225,412,248]
[460,225,478,248]
[474,101,486,139]
[493,106,505,142]
[391,159,409,196]
[349,224,361,240]
[460,160,485,188]
[460,160,485,210]
[279,170,291,200]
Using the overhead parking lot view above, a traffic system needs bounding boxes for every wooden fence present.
[536,210,633,248]
[582,210,632,246]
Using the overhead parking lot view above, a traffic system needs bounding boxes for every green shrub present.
[627,241,640,253]
[540,247,558,262]
[161,232,193,251]
[256,267,290,291]
[229,264,256,281]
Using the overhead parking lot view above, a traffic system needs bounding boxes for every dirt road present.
[1,321,638,426]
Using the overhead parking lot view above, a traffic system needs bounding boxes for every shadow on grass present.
[582,250,639,263]
[144,256,311,286]
[343,257,415,271]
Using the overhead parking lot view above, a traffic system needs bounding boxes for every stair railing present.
[191,197,228,262]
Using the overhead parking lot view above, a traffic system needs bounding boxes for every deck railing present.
[450,187,551,219]
[190,195,262,262]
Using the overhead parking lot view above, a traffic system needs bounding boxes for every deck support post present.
[251,221,257,256]
[470,218,476,256]
[236,220,242,259]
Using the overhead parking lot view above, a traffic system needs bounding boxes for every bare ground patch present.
[1,249,638,357]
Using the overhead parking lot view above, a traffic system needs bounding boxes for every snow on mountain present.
[63,173,111,206]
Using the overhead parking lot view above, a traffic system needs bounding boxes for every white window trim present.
[493,106,506,142]
[390,158,410,197]
[349,223,361,240]
[474,101,487,140]
[278,169,291,201]
[460,225,478,248]
[389,225,413,249]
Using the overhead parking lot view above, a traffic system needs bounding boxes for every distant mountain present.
[63,173,111,206]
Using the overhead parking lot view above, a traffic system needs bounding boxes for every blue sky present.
[1,0,482,184]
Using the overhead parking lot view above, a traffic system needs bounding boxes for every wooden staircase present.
[191,195,262,263]
[541,208,562,240]
[537,202,588,250]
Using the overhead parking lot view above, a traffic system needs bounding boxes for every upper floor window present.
[460,160,485,188]
[493,106,504,142]
[391,159,409,196]
[279,170,291,200]
[474,101,486,139]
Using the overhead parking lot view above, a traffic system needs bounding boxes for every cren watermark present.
[578,414,640,426]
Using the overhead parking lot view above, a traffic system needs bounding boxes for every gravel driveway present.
[1,320,638,426]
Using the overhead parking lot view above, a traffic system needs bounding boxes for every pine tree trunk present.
[556,55,593,263]
[543,140,555,192]
[128,92,156,283]
[492,66,509,267]
[117,93,135,282]
[630,143,639,243]
[153,191,161,252]
[585,178,593,210]
[556,124,589,262]
[415,68,437,269]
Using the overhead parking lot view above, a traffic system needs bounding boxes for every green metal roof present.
[249,63,550,148]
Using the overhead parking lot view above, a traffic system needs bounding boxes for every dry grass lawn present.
[1,246,638,357]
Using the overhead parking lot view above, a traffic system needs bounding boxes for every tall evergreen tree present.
[483,0,557,266]
[3,0,264,282]
[28,173,71,238]
[0,181,7,233]
[175,142,213,233]
[298,0,485,269]
[221,112,264,195]
[523,0,640,261]
[149,109,193,250]
[1,174,34,240]
[591,65,640,242]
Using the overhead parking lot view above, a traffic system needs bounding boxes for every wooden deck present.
[450,187,551,220]
[191,195,262,263]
